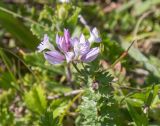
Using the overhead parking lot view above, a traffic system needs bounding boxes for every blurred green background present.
[1,0,160,126]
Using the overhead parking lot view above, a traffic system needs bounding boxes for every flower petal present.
[72,35,90,57]
[44,50,65,64]
[58,36,69,52]
[79,34,86,44]
[71,37,79,57]
[56,34,60,47]
[65,52,75,63]
[64,29,70,49]
[79,34,90,54]
[70,37,79,47]
[79,41,90,55]
[88,27,102,43]
[81,47,99,62]
[37,34,54,52]
[56,29,71,52]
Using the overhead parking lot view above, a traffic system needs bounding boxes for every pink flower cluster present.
[37,28,101,64]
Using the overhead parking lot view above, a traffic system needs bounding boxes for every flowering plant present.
[1,1,159,126]
[37,28,101,64]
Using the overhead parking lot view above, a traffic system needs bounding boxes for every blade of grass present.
[0,6,39,50]
[0,48,20,91]
[0,47,40,83]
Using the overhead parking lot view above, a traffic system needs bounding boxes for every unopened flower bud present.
[92,81,99,91]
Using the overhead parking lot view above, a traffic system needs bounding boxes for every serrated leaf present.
[39,111,58,126]
[24,86,47,114]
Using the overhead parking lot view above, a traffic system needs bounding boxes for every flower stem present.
[81,62,89,74]
[72,62,82,75]
[66,63,72,83]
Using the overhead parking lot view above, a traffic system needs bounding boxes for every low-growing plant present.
[0,0,160,126]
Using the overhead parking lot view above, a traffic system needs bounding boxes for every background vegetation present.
[1,0,160,126]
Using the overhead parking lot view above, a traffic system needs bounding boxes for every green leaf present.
[39,111,58,126]
[0,49,19,90]
[50,99,68,118]
[126,98,144,107]
[127,102,142,126]
[23,52,64,75]
[0,6,39,50]
[0,107,14,126]
[0,72,13,89]
[24,85,47,114]
[145,85,154,107]
[78,95,99,126]
[66,7,81,30]
[145,85,159,107]
[127,102,148,126]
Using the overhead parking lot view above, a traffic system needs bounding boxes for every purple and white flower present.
[88,27,102,43]
[37,34,55,52]
[37,28,101,64]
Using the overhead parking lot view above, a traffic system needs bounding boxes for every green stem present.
[59,92,83,125]
[66,63,72,83]
[72,62,82,75]
[81,62,89,74]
